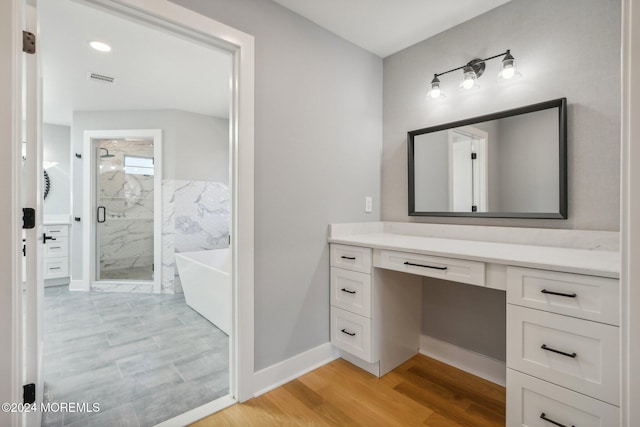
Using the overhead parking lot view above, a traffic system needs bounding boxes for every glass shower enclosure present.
[94,138,155,282]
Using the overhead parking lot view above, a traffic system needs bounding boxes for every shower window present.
[124,155,155,176]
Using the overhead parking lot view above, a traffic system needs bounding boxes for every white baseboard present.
[252,343,338,397]
[154,394,236,427]
[68,279,87,292]
[419,334,506,387]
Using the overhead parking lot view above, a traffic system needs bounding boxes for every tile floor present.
[42,286,229,427]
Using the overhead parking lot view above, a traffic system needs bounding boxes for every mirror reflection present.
[408,99,566,218]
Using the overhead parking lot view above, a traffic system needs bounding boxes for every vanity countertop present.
[329,228,620,279]
[43,214,72,225]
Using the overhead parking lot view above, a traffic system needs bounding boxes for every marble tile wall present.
[162,180,230,294]
[91,140,230,294]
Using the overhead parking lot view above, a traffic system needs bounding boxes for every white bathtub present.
[175,248,231,335]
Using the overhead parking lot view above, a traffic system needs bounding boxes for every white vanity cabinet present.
[329,244,422,377]
[506,267,620,426]
[43,224,70,284]
[328,222,621,425]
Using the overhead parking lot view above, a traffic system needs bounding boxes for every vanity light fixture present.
[428,50,520,99]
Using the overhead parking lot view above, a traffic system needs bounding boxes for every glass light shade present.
[427,75,445,99]
[460,68,478,90]
[497,51,522,81]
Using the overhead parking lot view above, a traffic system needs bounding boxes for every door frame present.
[6,1,256,425]
[81,0,257,408]
[447,125,488,212]
[621,0,639,425]
[81,129,163,294]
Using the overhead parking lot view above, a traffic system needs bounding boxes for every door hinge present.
[23,383,35,404]
[471,205,478,212]
[23,208,35,229]
[471,152,477,160]
[22,31,36,54]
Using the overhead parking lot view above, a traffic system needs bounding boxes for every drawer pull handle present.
[541,344,577,358]
[404,261,447,271]
[341,288,356,294]
[541,289,577,298]
[539,413,575,427]
[50,267,61,270]
[340,328,356,337]
[50,246,61,249]
[340,256,356,260]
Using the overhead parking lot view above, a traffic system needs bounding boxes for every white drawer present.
[374,249,485,286]
[506,369,619,427]
[330,267,372,317]
[507,266,619,325]
[330,306,374,363]
[45,237,68,258]
[44,225,68,237]
[507,305,619,405]
[330,244,372,274]
[44,258,69,279]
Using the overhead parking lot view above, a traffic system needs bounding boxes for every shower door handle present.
[97,206,106,223]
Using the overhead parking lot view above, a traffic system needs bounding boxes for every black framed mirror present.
[408,98,567,218]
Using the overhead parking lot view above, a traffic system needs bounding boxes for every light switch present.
[365,196,373,213]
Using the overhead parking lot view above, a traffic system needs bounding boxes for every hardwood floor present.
[192,354,505,426]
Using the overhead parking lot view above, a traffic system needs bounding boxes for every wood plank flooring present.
[192,354,505,426]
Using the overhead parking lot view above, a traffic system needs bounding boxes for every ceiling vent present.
[87,72,115,84]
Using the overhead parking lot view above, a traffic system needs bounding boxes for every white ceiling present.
[39,0,512,126]
[39,0,232,126]
[272,0,513,58]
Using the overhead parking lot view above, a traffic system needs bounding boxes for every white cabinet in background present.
[43,224,69,284]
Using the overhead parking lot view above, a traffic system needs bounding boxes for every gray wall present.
[170,0,383,370]
[383,0,620,361]
[413,131,449,211]
[43,123,71,216]
[70,109,230,279]
[496,109,559,212]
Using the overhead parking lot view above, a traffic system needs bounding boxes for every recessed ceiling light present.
[89,41,111,52]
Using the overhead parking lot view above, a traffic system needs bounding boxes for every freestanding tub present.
[175,248,231,335]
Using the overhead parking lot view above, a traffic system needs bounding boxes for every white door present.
[448,126,488,212]
[22,2,45,426]
[450,139,474,211]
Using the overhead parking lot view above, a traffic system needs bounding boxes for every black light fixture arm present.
[433,50,511,78]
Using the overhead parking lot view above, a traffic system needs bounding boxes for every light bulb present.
[462,77,475,90]
[503,66,515,79]
[430,87,441,98]
[460,67,478,90]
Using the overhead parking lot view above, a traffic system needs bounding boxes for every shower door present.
[89,132,162,289]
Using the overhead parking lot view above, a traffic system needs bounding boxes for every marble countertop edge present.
[328,233,620,278]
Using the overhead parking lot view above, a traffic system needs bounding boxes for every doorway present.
[17,0,256,425]
[448,126,488,212]
[82,130,162,293]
